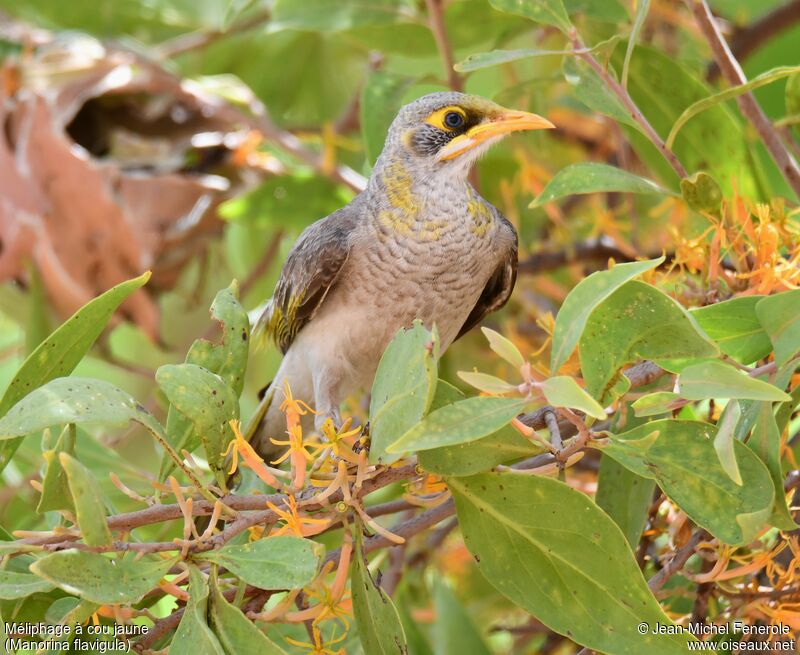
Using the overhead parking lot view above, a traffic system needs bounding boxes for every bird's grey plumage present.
[252,92,533,456]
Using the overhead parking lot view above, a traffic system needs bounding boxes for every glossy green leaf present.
[160,283,249,481]
[433,582,492,655]
[678,361,790,401]
[481,327,525,369]
[615,45,756,195]
[756,290,800,367]
[0,272,150,473]
[386,396,530,454]
[198,536,321,590]
[59,453,112,547]
[37,424,76,514]
[531,163,672,207]
[449,471,691,654]
[488,0,571,32]
[454,47,573,72]
[580,281,718,403]
[631,391,681,417]
[714,400,742,485]
[418,381,543,476]
[361,71,417,166]
[0,377,166,444]
[0,571,56,599]
[457,371,517,394]
[551,257,664,373]
[352,527,407,655]
[157,363,239,480]
[602,420,774,545]
[208,577,288,655]
[749,402,797,530]
[539,376,606,418]
[30,551,177,605]
[691,296,772,363]
[172,566,225,655]
[596,455,655,547]
[666,65,800,150]
[369,321,439,465]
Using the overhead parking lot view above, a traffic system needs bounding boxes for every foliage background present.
[0,0,799,654]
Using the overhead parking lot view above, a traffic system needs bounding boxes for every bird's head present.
[378,92,554,179]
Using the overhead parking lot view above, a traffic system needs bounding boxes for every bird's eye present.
[443,111,464,129]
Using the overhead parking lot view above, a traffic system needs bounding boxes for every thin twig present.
[570,29,688,178]
[688,0,800,197]
[425,0,463,92]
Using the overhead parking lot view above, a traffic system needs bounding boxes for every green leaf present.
[172,566,225,655]
[208,576,289,655]
[351,527,407,655]
[691,296,772,363]
[481,327,525,369]
[596,455,655,547]
[680,172,723,214]
[615,45,757,196]
[449,471,691,654]
[531,163,673,208]
[551,257,664,373]
[564,0,627,22]
[580,281,718,403]
[454,47,573,72]
[386,396,530,454]
[562,55,639,130]
[59,453,112,547]
[678,361,790,401]
[30,551,177,605]
[198,536,321,590]
[37,424,76,514]
[666,65,800,149]
[433,582,492,655]
[161,283,249,481]
[749,402,797,531]
[488,0,571,32]
[621,0,649,87]
[756,290,800,367]
[0,272,150,473]
[361,71,417,166]
[602,420,774,545]
[369,321,439,465]
[457,371,518,394]
[539,376,606,418]
[631,391,681,417]
[418,381,544,476]
[157,364,239,481]
[271,0,415,32]
[713,400,742,485]
[0,571,56,599]
[787,73,800,140]
[0,378,166,444]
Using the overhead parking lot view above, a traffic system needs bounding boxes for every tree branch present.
[425,0,463,92]
[688,0,800,197]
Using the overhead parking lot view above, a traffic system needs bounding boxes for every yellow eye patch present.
[425,105,468,131]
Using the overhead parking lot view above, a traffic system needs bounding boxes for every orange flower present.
[270,382,324,489]
[266,494,331,538]
[285,625,346,655]
[222,420,283,489]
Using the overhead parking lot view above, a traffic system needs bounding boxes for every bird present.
[251,92,554,456]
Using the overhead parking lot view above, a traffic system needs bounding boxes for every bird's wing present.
[455,216,518,340]
[257,204,359,353]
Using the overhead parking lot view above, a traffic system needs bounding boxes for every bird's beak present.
[437,109,555,161]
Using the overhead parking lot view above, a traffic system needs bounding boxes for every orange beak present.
[437,109,555,161]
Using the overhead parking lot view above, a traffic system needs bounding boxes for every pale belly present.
[293,235,499,396]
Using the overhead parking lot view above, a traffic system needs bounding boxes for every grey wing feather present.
[257,202,360,353]
[455,215,518,340]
